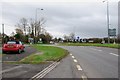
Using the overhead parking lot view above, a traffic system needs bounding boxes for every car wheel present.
[17,49,21,54]
[2,51,6,54]
[22,48,25,52]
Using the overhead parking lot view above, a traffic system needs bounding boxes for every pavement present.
[2,63,51,79]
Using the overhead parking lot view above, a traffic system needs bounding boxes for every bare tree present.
[29,18,35,37]
[16,18,28,35]
[69,33,75,41]
[35,17,46,37]
[15,28,23,34]
[63,34,69,41]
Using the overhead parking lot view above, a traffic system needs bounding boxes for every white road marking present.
[37,62,60,78]
[73,59,78,63]
[82,75,87,80]
[0,66,22,74]
[98,50,102,51]
[109,53,119,56]
[70,54,72,56]
[72,56,75,59]
[31,62,57,79]
[91,48,102,52]
[76,65,82,71]
[31,62,60,79]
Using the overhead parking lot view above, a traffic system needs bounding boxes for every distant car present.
[50,41,54,44]
[2,41,25,54]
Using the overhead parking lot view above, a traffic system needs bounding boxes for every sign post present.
[109,28,116,44]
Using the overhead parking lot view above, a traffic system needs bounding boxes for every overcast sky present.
[0,0,119,38]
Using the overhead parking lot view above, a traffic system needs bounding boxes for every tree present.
[63,33,76,42]
[35,17,46,37]
[58,38,63,42]
[16,18,28,35]
[63,35,69,41]
[10,32,15,37]
[14,28,24,41]
[15,28,23,34]
[53,37,58,42]
[45,32,52,43]
[69,33,75,41]
[15,16,47,43]
[0,33,2,43]
[29,18,35,37]
[39,32,52,44]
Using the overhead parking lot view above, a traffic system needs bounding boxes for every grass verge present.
[59,43,119,49]
[18,45,69,64]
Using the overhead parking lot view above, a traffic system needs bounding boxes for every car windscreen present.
[7,41,16,44]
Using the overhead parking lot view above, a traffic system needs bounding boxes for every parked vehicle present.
[2,41,25,54]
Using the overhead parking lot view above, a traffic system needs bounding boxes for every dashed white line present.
[91,48,102,52]
[73,59,78,63]
[70,54,72,56]
[82,75,87,80]
[76,65,82,71]
[98,50,102,51]
[72,56,75,59]
[109,53,119,56]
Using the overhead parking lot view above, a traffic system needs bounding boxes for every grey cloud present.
[2,2,118,38]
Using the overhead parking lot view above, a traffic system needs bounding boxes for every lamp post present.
[103,0,110,44]
[2,24,4,45]
[34,8,43,43]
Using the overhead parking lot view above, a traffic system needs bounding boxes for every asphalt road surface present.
[2,45,37,61]
[1,46,119,79]
[2,63,51,79]
[45,46,118,78]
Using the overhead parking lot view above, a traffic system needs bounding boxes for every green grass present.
[59,43,119,49]
[20,45,69,64]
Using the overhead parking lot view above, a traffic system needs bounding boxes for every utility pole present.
[28,27,30,37]
[2,24,4,45]
[107,0,110,44]
[35,9,37,37]
[23,23,26,35]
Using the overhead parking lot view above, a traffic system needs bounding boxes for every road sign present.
[109,28,116,36]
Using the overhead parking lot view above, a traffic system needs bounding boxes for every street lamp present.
[34,8,43,43]
[35,8,43,37]
[2,24,4,45]
[103,0,110,44]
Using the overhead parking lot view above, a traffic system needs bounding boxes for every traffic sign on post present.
[109,28,116,36]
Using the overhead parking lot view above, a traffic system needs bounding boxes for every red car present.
[2,41,25,54]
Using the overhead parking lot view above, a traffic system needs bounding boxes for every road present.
[45,46,118,79]
[1,46,119,79]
